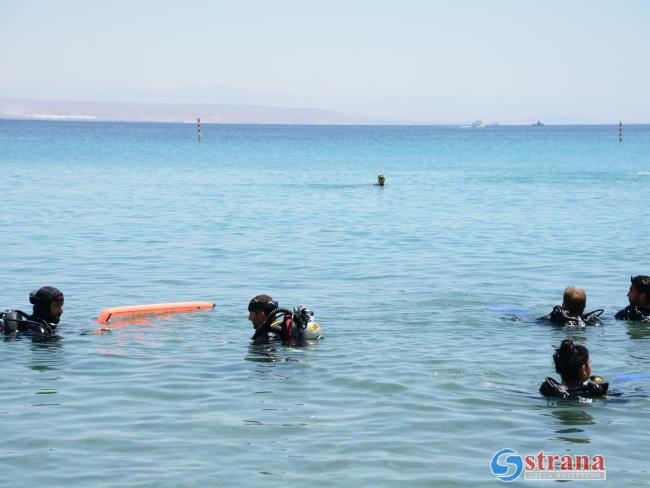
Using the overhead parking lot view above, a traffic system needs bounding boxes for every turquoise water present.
[1,120,649,486]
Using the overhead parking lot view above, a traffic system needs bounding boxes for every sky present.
[1,0,648,123]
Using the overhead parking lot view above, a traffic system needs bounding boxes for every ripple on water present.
[1,122,650,486]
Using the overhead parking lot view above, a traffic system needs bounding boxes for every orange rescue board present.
[97,301,215,324]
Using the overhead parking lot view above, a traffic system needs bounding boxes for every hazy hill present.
[0,98,362,125]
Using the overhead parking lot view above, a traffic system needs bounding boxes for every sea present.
[1,120,649,486]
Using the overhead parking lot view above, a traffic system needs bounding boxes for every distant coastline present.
[0,98,362,126]
[1,98,646,126]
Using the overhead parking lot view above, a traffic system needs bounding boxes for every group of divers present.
[0,289,322,345]
[2,275,650,402]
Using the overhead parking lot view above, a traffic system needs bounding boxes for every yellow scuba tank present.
[264,306,323,341]
[295,306,322,340]
[302,320,322,340]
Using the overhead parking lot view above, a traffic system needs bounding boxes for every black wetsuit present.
[1,310,57,338]
[614,305,650,322]
[25,313,58,338]
[538,305,603,326]
[540,376,609,399]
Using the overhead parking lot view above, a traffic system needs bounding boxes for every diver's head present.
[29,286,64,324]
[628,275,650,308]
[378,173,385,186]
[553,338,591,387]
[248,294,277,329]
[562,286,586,316]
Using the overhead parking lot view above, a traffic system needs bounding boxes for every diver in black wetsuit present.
[538,286,602,326]
[540,338,609,399]
[248,295,278,342]
[615,275,650,322]
[248,294,320,345]
[0,286,64,338]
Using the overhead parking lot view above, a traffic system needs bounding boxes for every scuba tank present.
[296,305,321,341]
[252,305,322,344]
[0,309,55,337]
[1,310,28,334]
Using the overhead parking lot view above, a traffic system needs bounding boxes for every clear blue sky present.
[1,0,648,123]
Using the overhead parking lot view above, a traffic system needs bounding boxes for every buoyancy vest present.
[540,375,609,399]
[0,309,57,338]
[542,305,603,326]
[614,305,650,322]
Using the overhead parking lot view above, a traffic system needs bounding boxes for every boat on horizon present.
[471,120,499,128]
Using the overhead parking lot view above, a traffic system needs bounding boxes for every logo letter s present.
[491,448,524,482]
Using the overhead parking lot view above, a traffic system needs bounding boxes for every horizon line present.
[0,97,646,126]
[2,116,647,128]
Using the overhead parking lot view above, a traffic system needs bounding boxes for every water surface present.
[1,121,649,486]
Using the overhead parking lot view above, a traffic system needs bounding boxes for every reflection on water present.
[28,364,59,372]
[245,340,319,364]
[551,408,595,444]
[0,332,60,343]
[626,322,650,340]
[29,339,64,373]
[246,343,282,363]
[551,407,596,426]
[2,332,20,343]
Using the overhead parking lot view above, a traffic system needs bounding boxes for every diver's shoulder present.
[615,305,650,322]
[540,377,568,398]
[615,305,632,320]
[540,376,610,400]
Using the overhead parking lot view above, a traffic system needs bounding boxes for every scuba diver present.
[376,172,386,186]
[0,286,64,339]
[540,338,610,399]
[538,286,603,326]
[615,275,650,322]
[248,294,321,345]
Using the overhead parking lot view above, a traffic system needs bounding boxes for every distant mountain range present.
[3,98,634,126]
[0,98,365,125]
